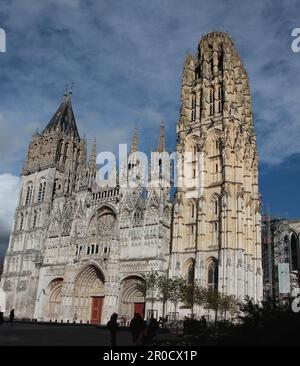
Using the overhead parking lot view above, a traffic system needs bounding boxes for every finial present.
[158,122,166,153]
[130,128,138,153]
[63,83,74,101]
[69,82,74,95]
[90,137,97,165]
[64,84,68,96]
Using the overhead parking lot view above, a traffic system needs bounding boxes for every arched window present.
[209,58,213,74]
[191,93,196,122]
[56,140,63,163]
[208,259,218,292]
[193,145,197,161]
[209,88,214,116]
[218,51,223,71]
[159,159,162,180]
[53,179,60,197]
[214,200,218,216]
[19,213,24,231]
[187,260,195,285]
[25,183,33,205]
[217,83,223,114]
[211,195,220,220]
[38,179,46,202]
[63,143,69,165]
[134,208,143,224]
[191,203,195,219]
[291,234,298,271]
[215,138,221,155]
[33,210,38,228]
[75,149,81,172]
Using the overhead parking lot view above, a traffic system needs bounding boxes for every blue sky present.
[1,0,300,256]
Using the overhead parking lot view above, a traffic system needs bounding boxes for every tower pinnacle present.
[158,123,166,153]
[90,137,97,165]
[130,128,138,153]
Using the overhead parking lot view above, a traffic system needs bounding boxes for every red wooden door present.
[134,302,145,319]
[91,297,104,325]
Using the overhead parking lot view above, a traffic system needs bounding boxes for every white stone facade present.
[169,32,263,315]
[0,32,263,324]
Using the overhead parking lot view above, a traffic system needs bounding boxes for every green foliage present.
[142,270,159,298]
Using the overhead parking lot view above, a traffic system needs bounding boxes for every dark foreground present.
[0,323,134,346]
[0,322,178,346]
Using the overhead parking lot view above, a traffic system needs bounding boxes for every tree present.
[193,285,208,308]
[155,275,189,319]
[206,290,221,323]
[169,277,187,316]
[142,270,159,311]
[157,274,172,318]
[219,294,239,320]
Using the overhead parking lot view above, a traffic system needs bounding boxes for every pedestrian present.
[0,312,4,326]
[129,313,144,345]
[141,317,159,345]
[201,316,207,329]
[107,313,118,346]
[9,309,14,325]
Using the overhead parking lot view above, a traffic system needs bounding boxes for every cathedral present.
[0,32,263,324]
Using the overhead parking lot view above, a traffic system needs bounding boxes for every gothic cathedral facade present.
[0,32,263,323]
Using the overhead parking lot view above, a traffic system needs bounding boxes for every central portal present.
[73,264,105,323]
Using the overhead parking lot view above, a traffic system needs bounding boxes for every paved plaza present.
[0,323,136,346]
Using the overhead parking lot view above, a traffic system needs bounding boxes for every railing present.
[90,188,120,205]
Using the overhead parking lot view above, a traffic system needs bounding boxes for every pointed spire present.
[90,137,97,165]
[158,123,166,153]
[42,89,80,140]
[130,128,138,153]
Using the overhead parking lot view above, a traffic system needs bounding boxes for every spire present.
[130,128,138,153]
[158,123,166,153]
[42,89,80,140]
[90,137,97,165]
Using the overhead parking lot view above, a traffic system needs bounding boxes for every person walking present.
[9,309,14,325]
[141,317,159,345]
[201,316,207,329]
[129,313,144,345]
[107,313,118,346]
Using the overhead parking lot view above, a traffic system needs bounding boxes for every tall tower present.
[170,32,263,303]
[0,91,86,317]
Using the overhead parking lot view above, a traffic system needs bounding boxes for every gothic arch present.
[206,129,222,156]
[74,261,106,284]
[210,193,220,219]
[47,278,63,321]
[183,258,195,284]
[207,257,218,292]
[87,203,117,229]
[119,276,146,322]
[73,264,105,323]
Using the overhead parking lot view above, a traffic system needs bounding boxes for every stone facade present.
[0,32,263,323]
[0,93,171,324]
[169,32,263,314]
[262,217,300,299]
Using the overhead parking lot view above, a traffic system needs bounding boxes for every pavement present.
[0,323,134,346]
[0,322,178,346]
